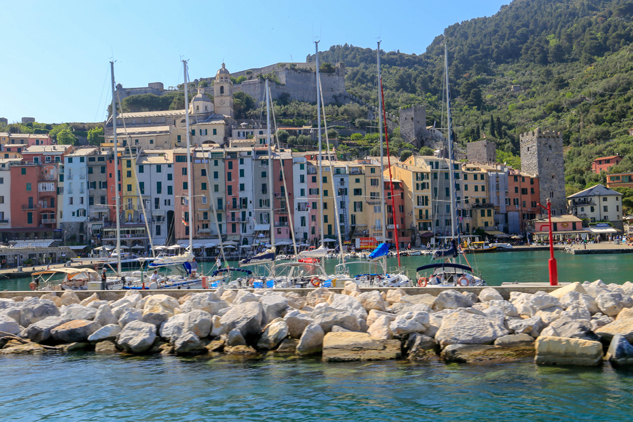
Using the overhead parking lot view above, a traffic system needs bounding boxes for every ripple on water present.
[0,354,633,421]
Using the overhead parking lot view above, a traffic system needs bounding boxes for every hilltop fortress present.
[114,61,349,106]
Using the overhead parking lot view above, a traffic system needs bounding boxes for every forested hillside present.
[308,0,633,194]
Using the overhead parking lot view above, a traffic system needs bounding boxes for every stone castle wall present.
[399,105,426,148]
[467,140,496,163]
[520,128,566,215]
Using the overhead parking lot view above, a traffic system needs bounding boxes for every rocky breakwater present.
[1,281,633,367]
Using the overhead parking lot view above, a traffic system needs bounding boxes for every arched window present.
[220,86,224,95]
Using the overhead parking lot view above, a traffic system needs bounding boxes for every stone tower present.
[520,128,566,215]
[399,105,426,148]
[214,63,234,118]
[467,140,496,163]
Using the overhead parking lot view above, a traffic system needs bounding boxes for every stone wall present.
[520,128,566,215]
[467,140,497,163]
[399,105,426,148]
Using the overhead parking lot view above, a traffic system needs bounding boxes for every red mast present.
[379,77,401,268]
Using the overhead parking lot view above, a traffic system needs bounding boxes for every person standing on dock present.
[101,269,108,290]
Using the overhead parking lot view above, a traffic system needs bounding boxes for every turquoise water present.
[1,354,632,421]
[2,250,632,291]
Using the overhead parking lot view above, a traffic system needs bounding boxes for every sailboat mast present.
[110,61,122,276]
[377,42,387,273]
[315,41,324,247]
[266,79,275,253]
[444,43,457,239]
[183,60,194,251]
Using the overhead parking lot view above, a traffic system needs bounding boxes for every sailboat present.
[415,41,486,287]
[149,60,196,271]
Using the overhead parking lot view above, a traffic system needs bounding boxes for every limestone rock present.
[343,280,361,297]
[605,334,633,366]
[94,304,118,327]
[88,324,121,343]
[20,300,60,327]
[206,338,225,353]
[284,310,314,339]
[220,290,237,303]
[260,295,289,325]
[487,300,519,317]
[534,308,563,325]
[390,311,430,337]
[321,332,401,362]
[257,320,289,350]
[58,342,92,353]
[506,316,545,338]
[539,317,600,342]
[143,294,180,317]
[550,282,588,300]
[621,281,633,296]
[396,303,433,316]
[233,290,260,305]
[479,287,504,302]
[535,336,603,366]
[296,323,324,355]
[60,291,81,306]
[160,313,188,342]
[483,306,506,327]
[226,328,246,347]
[494,333,535,347]
[275,338,299,354]
[406,333,437,361]
[50,320,101,343]
[21,316,69,343]
[590,313,614,331]
[618,308,633,320]
[529,291,562,311]
[180,293,228,316]
[0,315,22,336]
[118,309,143,328]
[116,320,157,354]
[87,300,109,310]
[561,304,591,321]
[283,292,306,310]
[332,325,351,333]
[62,304,97,321]
[95,340,118,354]
[596,292,633,317]
[582,280,610,298]
[441,343,534,364]
[79,293,100,307]
[174,332,205,355]
[435,310,509,347]
[183,310,213,338]
[40,293,62,307]
[560,291,598,314]
[0,341,47,355]
[219,302,263,339]
[314,311,360,333]
[355,291,387,312]
[225,345,258,355]
[210,315,223,338]
[434,290,473,311]
[367,315,393,340]
[385,289,408,305]
[142,312,170,329]
[328,294,367,321]
[462,292,480,304]
[595,318,633,343]
[367,310,395,327]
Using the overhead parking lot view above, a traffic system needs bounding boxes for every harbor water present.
[1,354,632,421]
[1,250,632,291]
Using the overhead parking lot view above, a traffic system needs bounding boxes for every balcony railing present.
[0,219,9,225]
[22,204,37,210]
[274,222,289,227]
[198,228,212,233]
[41,218,56,224]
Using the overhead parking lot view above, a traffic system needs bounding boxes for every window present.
[182,168,187,176]
[139,182,145,194]
[183,182,188,190]
[127,184,132,192]
[168,174,172,181]
[157,182,162,194]
[239,183,245,192]
[138,165,144,173]
[26,183,31,191]
[201,169,207,177]
[214,171,219,179]
[604,206,608,212]
[227,172,232,182]
[21,168,26,175]
[156,165,162,173]
[126,160,131,168]
[27,212,32,224]
[201,182,207,191]
[228,161,233,170]
[101,166,106,173]
[167,186,173,195]
[239,169,244,178]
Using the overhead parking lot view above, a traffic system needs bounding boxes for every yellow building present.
[348,162,367,237]
[390,160,432,232]
[461,164,489,233]
[357,160,385,240]
[121,157,140,223]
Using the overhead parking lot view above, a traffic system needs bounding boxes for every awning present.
[254,224,270,231]
[585,227,619,234]
[275,240,293,246]
[419,232,434,238]
[67,245,88,250]
[484,230,505,236]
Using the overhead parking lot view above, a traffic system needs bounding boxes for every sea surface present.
[0,354,632,421]
[1,250,632,291]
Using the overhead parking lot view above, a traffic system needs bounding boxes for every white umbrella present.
[204,242,218,248]
[119,245,130,250]
[257,233,266,238]
[153,245,165,250]
[131,245,145,250]
[192,243,203,249]
[264,243,272,247]
[323,239,337,243]
[240,245,252,249]
[224,240,238,246]
[224,245,236,249]
[168,245,181,250]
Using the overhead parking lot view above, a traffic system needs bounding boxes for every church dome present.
[216,63,230,76]
[192,93,212,102]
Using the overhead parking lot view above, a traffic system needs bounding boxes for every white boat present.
[32,268,102,291]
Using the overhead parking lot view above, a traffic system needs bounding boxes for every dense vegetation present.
[307,0,633,195]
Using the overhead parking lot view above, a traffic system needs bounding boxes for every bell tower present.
[213,63,234,118]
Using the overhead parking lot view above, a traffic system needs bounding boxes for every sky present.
[0,0,509,124]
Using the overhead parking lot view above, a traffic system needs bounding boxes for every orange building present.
[592,155,623,174]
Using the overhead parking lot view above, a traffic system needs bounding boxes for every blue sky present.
[0,0,509,124]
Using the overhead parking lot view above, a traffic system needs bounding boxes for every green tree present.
[327,129,338,139]
[233,92,256,119]
[419,146,435,156]
[276,129,289,144]
[57,128,76,145]
[49,124,70,141]
[297,134,311,146]
[87,127,104,146]
[277,92,291,106]
[489,115,496,138]
[350,133,363,141]
[319,62,335,73]
[400,150,413,162]
[287,135,297,146]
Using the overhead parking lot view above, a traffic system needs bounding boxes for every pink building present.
[272,154,294,240]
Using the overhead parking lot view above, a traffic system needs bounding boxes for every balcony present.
[387,224,400,230]
[274,222,289,227]
[198,228,212,233]
[41,218,56,224]
[0,219,9,225]
[22,204,37,210]
[307,168,317,174]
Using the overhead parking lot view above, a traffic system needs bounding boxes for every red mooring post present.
[538,199,558,286]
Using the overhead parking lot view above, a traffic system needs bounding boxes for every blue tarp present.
[239,251,275,266]
[369,243,389,260]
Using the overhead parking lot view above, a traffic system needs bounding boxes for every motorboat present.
[31,268,102,291]
[415,262,486,287]
[463,241,498,254]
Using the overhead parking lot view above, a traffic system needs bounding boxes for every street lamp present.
[537,198,559,286]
